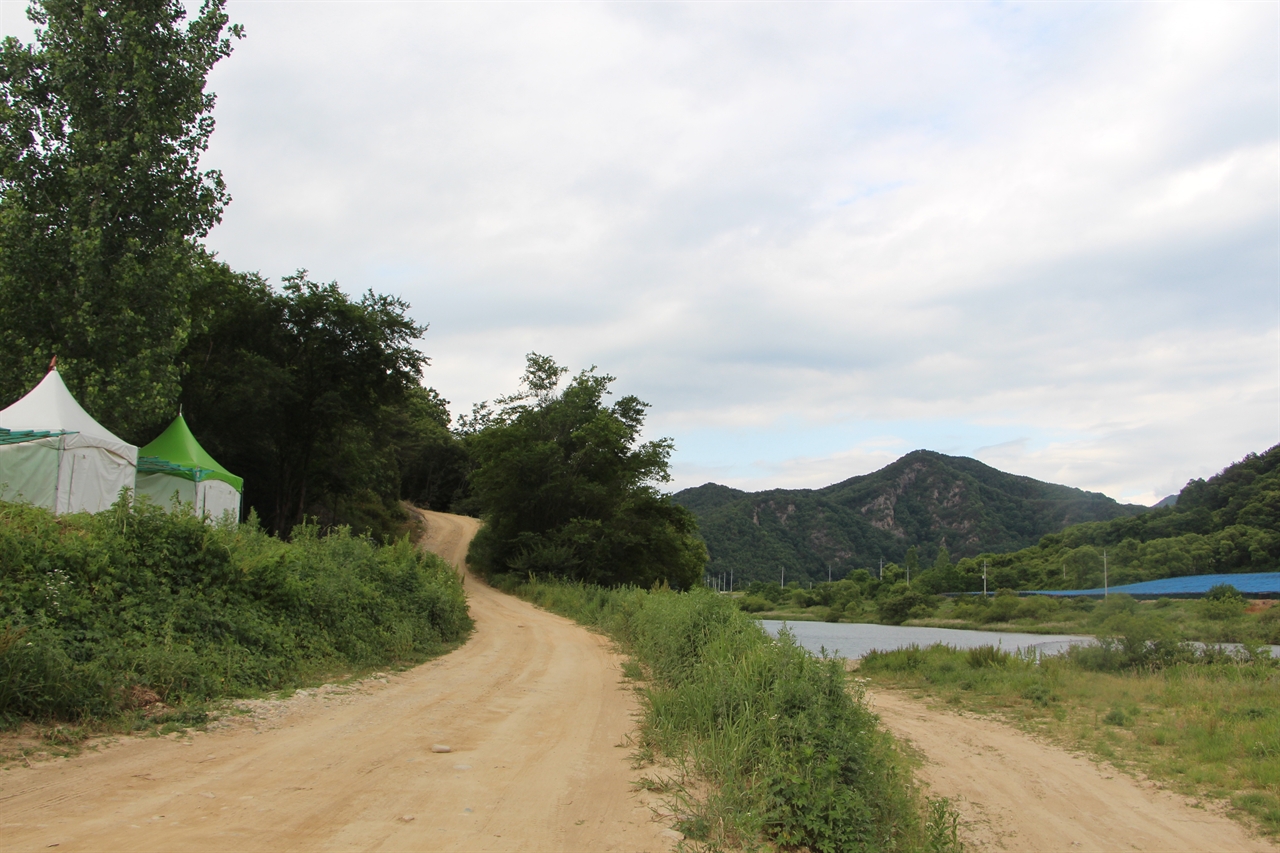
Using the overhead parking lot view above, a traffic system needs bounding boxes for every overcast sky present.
[6,1,1276,505]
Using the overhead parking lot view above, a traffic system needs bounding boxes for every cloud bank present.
[10,1,1276,504]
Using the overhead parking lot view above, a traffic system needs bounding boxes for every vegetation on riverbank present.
[0,498,471,726]
[860,641,1280,835]
[736,576,1280,645]
[498,575,962,852]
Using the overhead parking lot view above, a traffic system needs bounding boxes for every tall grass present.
[0,498,471,722]
[501,575,961,852]
[861,643,1280,834]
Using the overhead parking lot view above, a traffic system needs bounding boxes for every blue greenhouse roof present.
[1032,572,1280,598]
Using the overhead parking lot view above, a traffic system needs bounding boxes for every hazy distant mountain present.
[1153,494,1179,508]
[672,450,1146,584]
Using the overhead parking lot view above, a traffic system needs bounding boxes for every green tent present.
[136,414,242,519]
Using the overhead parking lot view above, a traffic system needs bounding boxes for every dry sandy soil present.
[0,510,678,853]
[870,688,1278,852]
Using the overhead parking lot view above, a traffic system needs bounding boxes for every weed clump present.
[966,645,1011,669]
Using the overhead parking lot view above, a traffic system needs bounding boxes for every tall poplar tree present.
[0,0,241,439]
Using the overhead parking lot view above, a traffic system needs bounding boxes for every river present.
[760,620,1093,659]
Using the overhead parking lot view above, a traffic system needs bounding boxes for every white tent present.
[0,370,138,514]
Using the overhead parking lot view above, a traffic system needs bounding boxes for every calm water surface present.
[760,620,1093,659]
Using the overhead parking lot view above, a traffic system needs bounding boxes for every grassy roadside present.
[859,642,1280,836]
[0,498,472,753]
[496,575,963,853]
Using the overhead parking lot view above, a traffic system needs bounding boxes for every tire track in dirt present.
[0,510,677,852]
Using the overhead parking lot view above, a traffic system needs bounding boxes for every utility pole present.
[879,558,883,580]
[828,564,832,583]
[781,565,785,588]
[730,568,733,592]
[983,559,988,597]
[1103,549,1109,598]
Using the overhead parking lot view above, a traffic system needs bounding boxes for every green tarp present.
[138,415,243,491]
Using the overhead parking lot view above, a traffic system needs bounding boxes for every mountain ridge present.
[673,449,1147,584]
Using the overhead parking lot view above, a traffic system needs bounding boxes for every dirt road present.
[870,689,1277,852]
[0,510,676,852]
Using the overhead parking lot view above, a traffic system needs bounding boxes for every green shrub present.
[877,583,935,625]
[861,645,928,673]
[0,498,471,722]
[979,590,1020,623]
[736,594,773,613]
[1013,595,1056,621]
[1202,585,1247,620]
[967,645,1011,669]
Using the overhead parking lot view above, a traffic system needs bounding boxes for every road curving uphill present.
[0,509,676,852]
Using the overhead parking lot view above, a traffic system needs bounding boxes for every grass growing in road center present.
[499,575,963,853]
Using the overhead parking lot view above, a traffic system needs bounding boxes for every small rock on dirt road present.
[431,744,451,753]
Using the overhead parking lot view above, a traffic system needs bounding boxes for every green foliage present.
[736,595,773,613]
[503,578,955,852]
[674,449,1145,586]
[465,354,705,589]
[0,0,242,438]
[966,645,1011,669]
[877,582,936,625]
[177,269,437,538]
[389,386,471,512]
[0,498,471,721]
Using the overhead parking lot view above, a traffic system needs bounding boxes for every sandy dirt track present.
[0,510,676,852]
[870,689,1277,852]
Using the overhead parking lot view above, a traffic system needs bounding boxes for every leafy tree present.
[0,0,241,438]
[179,269,428,535]
[466,354,706,589]
[905,545,920,578]
[1064,546,1103,588]
[387,386,470,512]
[916,545,961,593]
[877,582,934,625]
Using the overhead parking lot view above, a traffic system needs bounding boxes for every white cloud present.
[19,0,1272,503]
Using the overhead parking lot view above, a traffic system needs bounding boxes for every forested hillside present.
[937,444,1280,593]
[673,450,1145,585]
